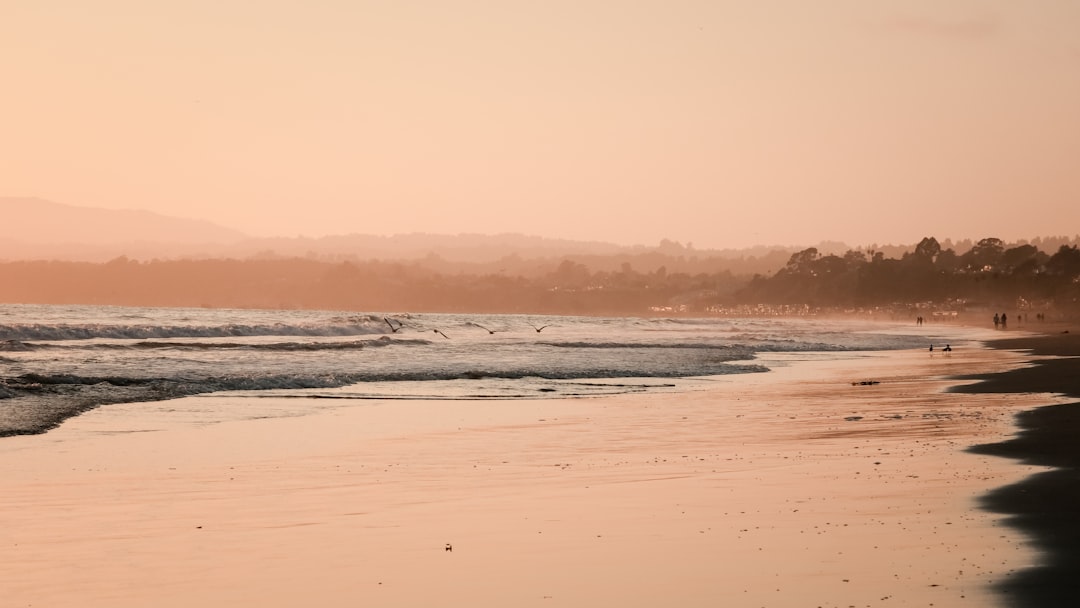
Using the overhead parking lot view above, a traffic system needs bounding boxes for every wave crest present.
[0,320,392,342]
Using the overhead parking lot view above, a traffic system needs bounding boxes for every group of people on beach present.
[993,311,1049,329]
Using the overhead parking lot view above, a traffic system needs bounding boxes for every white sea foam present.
[0,304,971,436]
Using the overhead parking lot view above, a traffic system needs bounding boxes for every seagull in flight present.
[531,324,551,333]
[384,318,404,333]
[433,329,450,339]
[471,323,496,334]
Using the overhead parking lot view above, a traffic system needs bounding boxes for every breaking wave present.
[0,320,389,342]
[22,336,429,351]
[1,305,952,438]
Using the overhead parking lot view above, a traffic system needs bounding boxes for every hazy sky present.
[3,1,1078,249]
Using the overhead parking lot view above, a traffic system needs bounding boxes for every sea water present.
[0,304,970,436]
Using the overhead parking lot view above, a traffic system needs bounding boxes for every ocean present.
[1,304,966,437]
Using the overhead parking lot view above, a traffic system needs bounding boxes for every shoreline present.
[0,343,1064,607]
[0,312,979,439]
[953,327,1080,606]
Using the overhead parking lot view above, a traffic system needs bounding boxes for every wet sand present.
[0,346,1066,607]
[954,328,1080,607]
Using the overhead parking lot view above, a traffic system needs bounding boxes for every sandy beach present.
[0,344,1069,607]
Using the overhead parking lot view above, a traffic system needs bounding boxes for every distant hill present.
[1,198,924,278]
[0,198,805,268]
[0,197,249,260]
[235,232,635,262]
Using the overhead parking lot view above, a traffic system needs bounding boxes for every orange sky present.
[3,1,1078,249]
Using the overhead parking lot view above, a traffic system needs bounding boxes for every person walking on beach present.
[1001,313,1008,329]
[994,313,1000,329]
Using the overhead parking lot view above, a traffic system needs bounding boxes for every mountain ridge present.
[8,197,1073,269]
[1,197,249,247]
[1,197,833,264]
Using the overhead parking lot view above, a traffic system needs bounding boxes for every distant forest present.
[738,237,1080,312]
[1,236,1078,316]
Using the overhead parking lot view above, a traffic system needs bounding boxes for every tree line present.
[0,237,1077,314]
[0,256,743,314]
[736,237,1080,309]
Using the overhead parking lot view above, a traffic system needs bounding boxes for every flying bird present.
[433,329,450,339]
[384,318,404,333]
[472,323,496,334]
[531,324,551,333]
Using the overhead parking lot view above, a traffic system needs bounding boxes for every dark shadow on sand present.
[952,333,1080,607]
